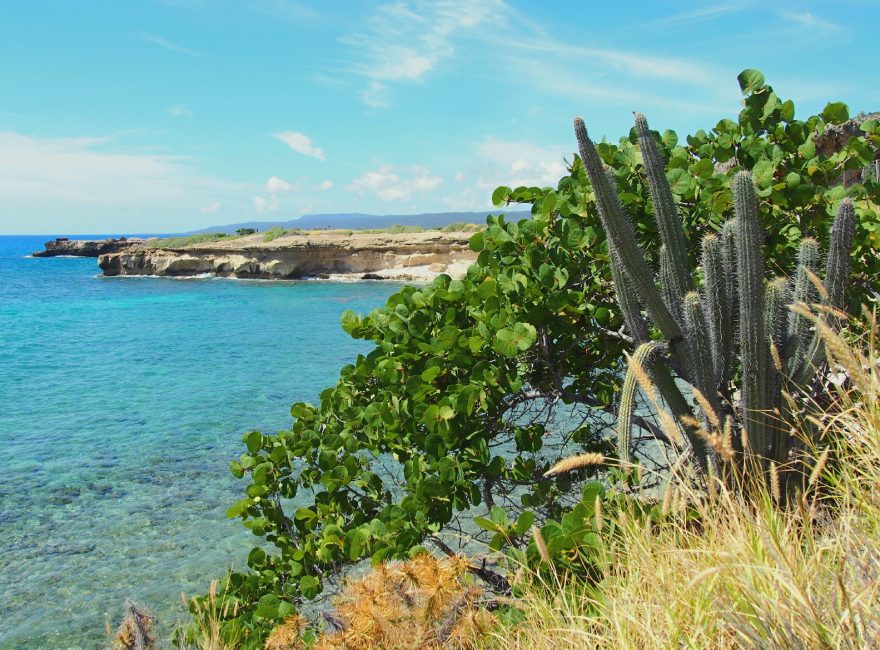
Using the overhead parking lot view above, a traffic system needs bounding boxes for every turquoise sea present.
[0,236,398,648]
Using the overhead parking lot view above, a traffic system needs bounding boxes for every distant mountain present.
[187,210,532,234]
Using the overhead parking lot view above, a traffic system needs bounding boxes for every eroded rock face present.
[33,237,139,257]
[97,232,478,281]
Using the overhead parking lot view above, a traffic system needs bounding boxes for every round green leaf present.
[737,68,765,94]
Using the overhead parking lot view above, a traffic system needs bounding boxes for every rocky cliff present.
[97,230,479,281]
[33,237,140,257]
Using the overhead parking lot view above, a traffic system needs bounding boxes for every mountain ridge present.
[186,210,532,234]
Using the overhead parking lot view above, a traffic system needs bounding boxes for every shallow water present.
[0,236,398,648]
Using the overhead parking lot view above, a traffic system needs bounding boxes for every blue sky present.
[1,0,878,234]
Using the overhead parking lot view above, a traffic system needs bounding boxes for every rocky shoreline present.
[32,237,139,258]
[35,231,479,281]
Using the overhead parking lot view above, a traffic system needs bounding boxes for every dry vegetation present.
[495,309,880,649]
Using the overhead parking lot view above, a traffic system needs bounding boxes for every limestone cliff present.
[97,230,479,281]
[33,237,140,257]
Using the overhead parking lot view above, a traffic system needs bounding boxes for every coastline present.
[33,230,480,281]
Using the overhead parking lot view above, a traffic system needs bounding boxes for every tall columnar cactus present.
[574,113,856,473]
[700,234,732,387]
[634,112,693,308]
[732,172,771,458]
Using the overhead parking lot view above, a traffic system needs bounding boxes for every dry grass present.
[495,309,880,649]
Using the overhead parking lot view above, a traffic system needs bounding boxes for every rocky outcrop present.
[98,231,479,281]
[33,237,139,257]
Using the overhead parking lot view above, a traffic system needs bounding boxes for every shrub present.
[187,70,879,646]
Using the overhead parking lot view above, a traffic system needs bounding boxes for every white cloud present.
[318,180,333,191]
[134,33,203,57]
[0,131,250,232]
[361,82,391,108]
[253,195,279,213]
[342,0,505,105]
[347,164,442,201]
[273,131,325,160]
[0,131,237,208]
[645,3,744,28]
[168,105,193,118]
[267,176,293,192]
[784,11,841,31]
[474,138,568,190]
[200,201,221,214]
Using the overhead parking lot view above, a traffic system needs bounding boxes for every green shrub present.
[147,233,230,249]
[185,70,880,647]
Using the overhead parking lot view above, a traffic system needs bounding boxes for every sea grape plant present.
[188,70,879,647]
[574,112,857,472]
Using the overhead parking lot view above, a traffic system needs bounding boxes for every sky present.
[1,1,878,235]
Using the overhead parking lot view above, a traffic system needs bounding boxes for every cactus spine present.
[617,341,665,460]
[609,244,650,344]
[792,199,858,383]
[683,291,719,418]
[785,238,821,374]
[635,113,693,310]
[659,246,682,320]
[825,198,856,309]
[732,172,772,459]
[701,234,731,387]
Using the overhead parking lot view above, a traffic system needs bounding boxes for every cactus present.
[825,198,856,309]
[786,238,821,372]
[732,171,771,458]
[701,234,731,387]
[573,113,856,475]
[609,243,650,344]
[573,118,685,345]
[660,246,683,321]
[635,113,693,307]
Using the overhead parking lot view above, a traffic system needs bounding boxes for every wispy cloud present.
[200,201,221,214]
[273,131,325,160]
[341,0,506,105]
[253,195,279,213]
[644,3,745,28]
[783,11,842,31]
[339,0,730,113]
[167,105,193,118]
[347,164,442,201]
[134,33,203,57]
[361,82,391,108]
[0,131,245,213]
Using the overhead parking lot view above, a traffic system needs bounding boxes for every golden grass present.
[494,309,880,649]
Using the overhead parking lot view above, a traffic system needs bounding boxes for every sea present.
[0,235,399,648]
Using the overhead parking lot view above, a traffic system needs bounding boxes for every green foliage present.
[147,232,232,248]
[262,227,299,242]
[361,224,425,234]
[580,109,858,471]
[236,228,258,236]
[190,70,880,646]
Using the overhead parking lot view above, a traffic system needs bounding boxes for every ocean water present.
[0,236,398,648]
